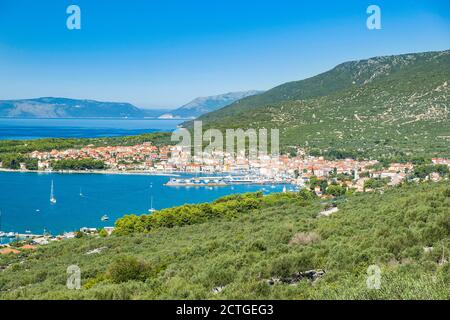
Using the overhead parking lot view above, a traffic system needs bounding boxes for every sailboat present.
[148,183,156,213]
[148,196,156,213]
[50,180,57,204]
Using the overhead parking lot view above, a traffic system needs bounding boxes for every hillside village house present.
[432,158,450,166]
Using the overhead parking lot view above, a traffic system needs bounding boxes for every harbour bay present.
[0,171,290,240]
[0,118,293,243]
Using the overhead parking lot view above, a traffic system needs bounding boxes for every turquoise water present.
[0,118,183,140]
[0,172,290,238]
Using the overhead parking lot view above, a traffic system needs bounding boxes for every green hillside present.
[192,50,450,160]
[1,182,449,300]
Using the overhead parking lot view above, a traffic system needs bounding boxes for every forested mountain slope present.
[192,50,450,159]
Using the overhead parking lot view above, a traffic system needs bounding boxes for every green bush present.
[107,256,151,284]
[326,185,346,197]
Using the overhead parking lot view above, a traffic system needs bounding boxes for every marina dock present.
[165,176,290,187]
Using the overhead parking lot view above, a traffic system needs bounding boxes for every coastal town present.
[1,140,449,254]
[10,141,450,192]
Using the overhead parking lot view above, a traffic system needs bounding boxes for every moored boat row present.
[165,176,291,187]
[0,231,18,238]
[165,177,228,187]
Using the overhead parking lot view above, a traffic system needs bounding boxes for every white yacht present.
[50,180,57,204]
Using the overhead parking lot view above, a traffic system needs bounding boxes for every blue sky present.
[0,0,449,108]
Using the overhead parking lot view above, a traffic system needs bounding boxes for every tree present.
[435,165,449,177]
[298,188,316,201]
[51,159,106,171]
[364,178,389,190]
[326,185,346,197]
[320,180,328,192]
[308,176,320,190]
[24,158,38,170]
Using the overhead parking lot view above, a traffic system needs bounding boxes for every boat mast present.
[149,183,155,212]
[50,180,56,203]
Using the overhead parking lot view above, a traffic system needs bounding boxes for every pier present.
[165,177,228,187]
[165,176,290,187]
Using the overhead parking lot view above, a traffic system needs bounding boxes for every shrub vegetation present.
[0,182,449,299]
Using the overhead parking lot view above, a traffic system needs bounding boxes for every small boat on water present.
[148,185,156,213]
[6,232,16,238]
[79,188,84,197]
[101,215,109,221]
[50,180,57,204]
[0,231,6,237]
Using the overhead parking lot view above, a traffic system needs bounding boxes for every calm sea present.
[0,118,292,243]
[0,171,290,239]
[0,118,183,140]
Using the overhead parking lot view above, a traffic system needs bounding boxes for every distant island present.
[159,90,263,119]
[0,90,262,120]
[0,97,148,119]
